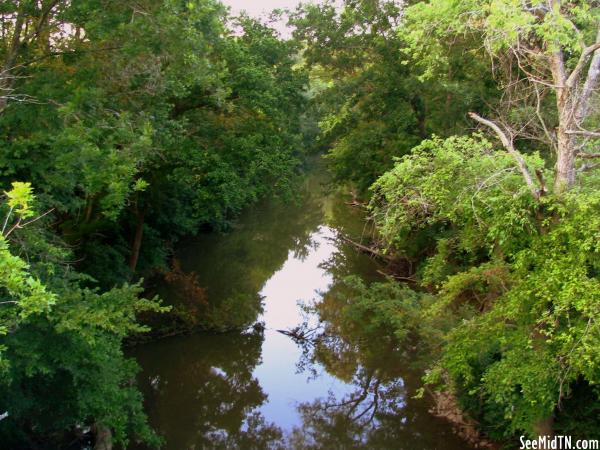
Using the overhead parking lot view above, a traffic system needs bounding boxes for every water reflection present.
[289,370,408,449]
[252,225,357,431]
[287,285,464,450]
[133,331,282,449]
[132,163,471,449]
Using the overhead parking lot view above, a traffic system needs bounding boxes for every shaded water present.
[132,162,472,449]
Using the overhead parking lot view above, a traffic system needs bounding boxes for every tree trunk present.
[410,96,427,140]
[531,326,555,443]
[553,126,576,193]
[84,196,94,223]
[128,207,145,273]
[548,41,578,194]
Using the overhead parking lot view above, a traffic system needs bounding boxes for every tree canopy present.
[0,0,308,447]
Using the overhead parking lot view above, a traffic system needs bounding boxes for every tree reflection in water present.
[286,252,463,450]
[290,370,407,449]
[134,329,285,450]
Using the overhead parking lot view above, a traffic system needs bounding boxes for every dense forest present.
[1,0,599,448]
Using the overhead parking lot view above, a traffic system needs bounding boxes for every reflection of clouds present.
[254,220,399,437]
[211,366,227,378]
[253,224,360,430]
[259,226,337,331]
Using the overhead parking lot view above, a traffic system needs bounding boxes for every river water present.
[132,162,472,449]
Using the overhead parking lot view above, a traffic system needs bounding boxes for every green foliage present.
[433,190,600,437]
[0,184,167,448]
[403,0,599,75]
[332,275,426,343]
[4,182,35,219]
[292,0,497,192]
[0,0,308,289]
[361,133,600,439]
[0,236,56,322]
[0,284,166,448]
[0,2,309,445]
[370,135,544,271]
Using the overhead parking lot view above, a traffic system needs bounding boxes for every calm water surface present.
[132,163,472,450]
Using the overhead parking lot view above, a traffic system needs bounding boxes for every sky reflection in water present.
[255,225,355,430]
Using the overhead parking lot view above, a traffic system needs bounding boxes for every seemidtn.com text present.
[520,436,599,450]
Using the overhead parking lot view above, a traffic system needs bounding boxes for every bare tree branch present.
[566,129,600,138]
[577,152,600,159]
[469,112,540,199]
[578,162,600,173]
[566,41,600,88]
[2,208,55,238]
[534,83,557,151]
[576,26,600,122]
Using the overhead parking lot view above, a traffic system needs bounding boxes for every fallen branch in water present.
[277,325,321,342]
[336,234,394,262]
[277,329,307,340]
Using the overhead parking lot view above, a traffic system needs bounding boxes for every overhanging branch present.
[469,112,540,199]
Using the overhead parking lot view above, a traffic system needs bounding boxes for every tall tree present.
[405,0,600,193]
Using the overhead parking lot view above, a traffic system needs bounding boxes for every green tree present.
[404,0,600,193]
[0,182,166,448]
[368,134,600,439]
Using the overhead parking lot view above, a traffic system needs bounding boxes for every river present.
[131,161,473,449]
